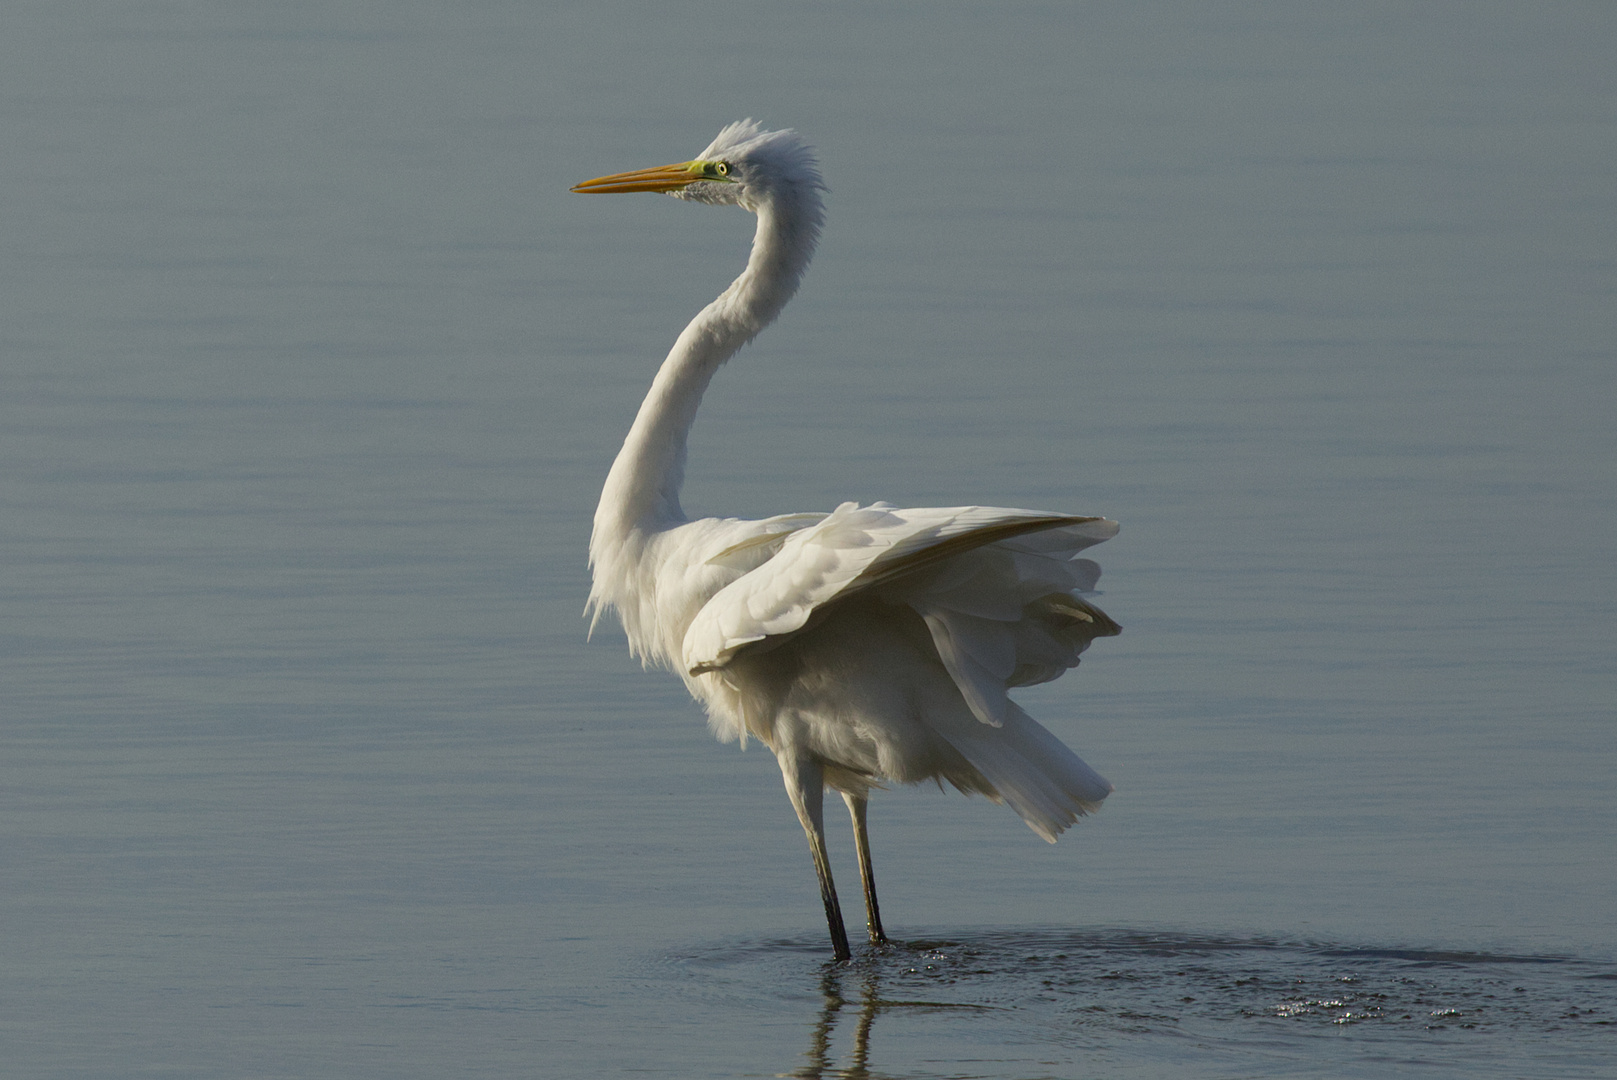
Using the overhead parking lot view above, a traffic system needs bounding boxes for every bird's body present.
[576,122,1120,960]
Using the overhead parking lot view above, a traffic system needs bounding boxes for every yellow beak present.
[571,161,715,194]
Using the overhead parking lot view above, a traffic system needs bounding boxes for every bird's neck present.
[592,196,821,554]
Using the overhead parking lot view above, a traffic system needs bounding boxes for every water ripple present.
[662,929,1615,1078]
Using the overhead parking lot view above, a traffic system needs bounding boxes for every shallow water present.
[665,932,1616,1079]
[3,2,1614,1077]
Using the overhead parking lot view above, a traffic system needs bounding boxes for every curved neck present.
[592,194,821,549]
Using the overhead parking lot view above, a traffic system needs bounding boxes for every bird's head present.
[571,120,824,213]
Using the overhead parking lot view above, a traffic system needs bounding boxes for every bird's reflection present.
[788,949,994,1080]
[790,965,884,1080]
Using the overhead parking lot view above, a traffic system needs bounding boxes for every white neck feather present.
[588,187,823,640]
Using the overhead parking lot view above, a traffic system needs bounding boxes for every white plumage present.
[574,122,1121,960]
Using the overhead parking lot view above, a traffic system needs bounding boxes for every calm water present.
[3,3,1613,1077]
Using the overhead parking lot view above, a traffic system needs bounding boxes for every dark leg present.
[778,752,852,961]
[842,792,888,944]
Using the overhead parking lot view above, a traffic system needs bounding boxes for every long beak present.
[570,161,708,194]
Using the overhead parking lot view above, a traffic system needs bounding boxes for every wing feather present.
[683,501,1118,680]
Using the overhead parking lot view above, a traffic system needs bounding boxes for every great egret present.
[574,121,1120,961]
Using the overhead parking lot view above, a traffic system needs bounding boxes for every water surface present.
[2,2,1613,1077]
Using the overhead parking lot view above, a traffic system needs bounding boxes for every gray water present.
[3,3,1614,1077]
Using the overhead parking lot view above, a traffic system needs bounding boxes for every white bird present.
[574,121,1121,961]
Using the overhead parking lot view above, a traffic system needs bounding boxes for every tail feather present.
[937,700,1112,842]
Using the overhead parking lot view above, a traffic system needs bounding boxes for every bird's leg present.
[842,792,888,945]
[778,752,852,962]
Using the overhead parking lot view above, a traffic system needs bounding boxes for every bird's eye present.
[714,162,730,176]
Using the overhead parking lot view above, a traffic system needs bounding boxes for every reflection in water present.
[751,931,1617,1079]
[791,952,998,1080]
[792,968,873,1080]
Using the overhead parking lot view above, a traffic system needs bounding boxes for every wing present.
[903,538,1120,728]
[681,501,1120,710]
